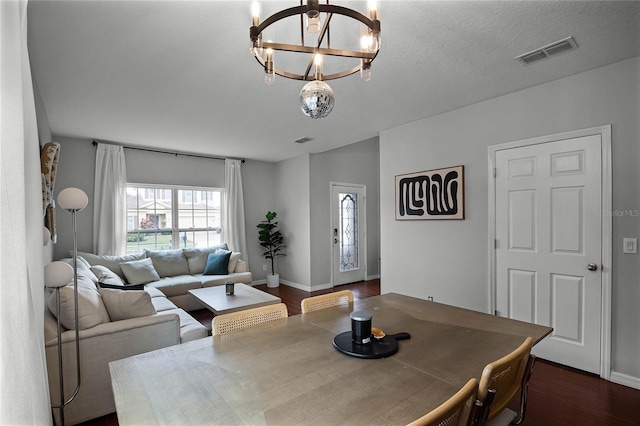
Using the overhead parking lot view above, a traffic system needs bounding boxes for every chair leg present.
[472,388,496,426]
[511,355,536,425]
[469,400,484,426]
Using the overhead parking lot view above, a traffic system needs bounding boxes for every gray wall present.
[380,57,640,380]
[275,154,312,287]
[243,160,277,281]
[309,137,380,288]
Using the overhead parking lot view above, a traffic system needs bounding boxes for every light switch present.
[623,238,637,254]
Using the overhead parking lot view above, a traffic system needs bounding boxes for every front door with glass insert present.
[331,183,366,286]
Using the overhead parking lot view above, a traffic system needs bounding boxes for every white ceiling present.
[27,1,640,162]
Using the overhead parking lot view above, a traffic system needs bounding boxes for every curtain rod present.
[92,140,245,163]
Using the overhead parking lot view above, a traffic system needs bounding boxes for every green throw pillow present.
[203,251,231,275]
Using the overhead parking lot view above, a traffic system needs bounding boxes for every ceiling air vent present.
[515,36,578,65]
[293,137,314,144]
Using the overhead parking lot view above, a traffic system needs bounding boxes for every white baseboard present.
[610,371,640,390]
[250,279,310,291]
[366,274,380,281]
[309,283,333,291]
[279,279,310,292]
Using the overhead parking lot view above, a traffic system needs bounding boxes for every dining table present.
[109,293,552,425]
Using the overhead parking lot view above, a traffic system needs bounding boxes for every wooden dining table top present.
[109,293,552,426]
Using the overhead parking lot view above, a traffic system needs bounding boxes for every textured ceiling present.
[27,1,640,162]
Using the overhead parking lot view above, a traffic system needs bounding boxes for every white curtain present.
[223,159,248,264]
[1,1,54,424]
[93,144,127,255]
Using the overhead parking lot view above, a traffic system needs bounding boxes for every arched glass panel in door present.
[339,192,359,272]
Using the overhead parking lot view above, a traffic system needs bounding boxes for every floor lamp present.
[45,187,89,426]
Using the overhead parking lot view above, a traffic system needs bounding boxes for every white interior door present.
[331,184,366,286]
[495,134,603,374]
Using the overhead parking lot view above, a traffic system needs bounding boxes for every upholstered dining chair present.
[212,303,288,336]
[407,378,479,426]
[477,337,534,425]
[300,289,354,313]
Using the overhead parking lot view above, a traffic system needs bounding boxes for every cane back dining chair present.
[477,337,534,425]
[407,378,479,426]
[212,303,288,336]
[300,290,354,313]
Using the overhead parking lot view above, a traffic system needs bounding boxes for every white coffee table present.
[188,284,281,315]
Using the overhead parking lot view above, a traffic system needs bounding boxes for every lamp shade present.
[43,226,51,246]
[44,261,74,288]
[57,187,89,211]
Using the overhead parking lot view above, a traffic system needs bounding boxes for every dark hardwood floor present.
[82,279,640,426]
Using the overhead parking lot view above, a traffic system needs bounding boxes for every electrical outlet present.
[262,264,267,271]
[623,238,637,254]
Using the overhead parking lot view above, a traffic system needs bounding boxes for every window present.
[126,184,223,254]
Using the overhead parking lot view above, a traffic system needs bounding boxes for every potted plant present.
[257,211,285,288]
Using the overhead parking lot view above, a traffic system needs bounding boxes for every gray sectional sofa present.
[78,244,253,311]
[44,244,252,425]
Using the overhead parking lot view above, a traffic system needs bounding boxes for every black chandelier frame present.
[250,3,381,81]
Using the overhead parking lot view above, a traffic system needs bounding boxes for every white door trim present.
[487,125,612,379]
[330,182,367,287]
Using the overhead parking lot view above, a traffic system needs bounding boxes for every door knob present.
[587,263,598,271]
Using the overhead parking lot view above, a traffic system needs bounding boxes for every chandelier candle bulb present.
[368,0,379,21]
[307,16,320,33]
[360,60,371,81]
[251,1,260,27]
[264,46,275,85]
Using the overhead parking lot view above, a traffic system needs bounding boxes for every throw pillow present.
[99,288,156,321]
[90,265,125,286]
[47,275,111,330]
[120,258,161,285]
[91,265,145,290]
[203,251,232,275]
[76,251,146,280]
[183,243,229,274]
[144,249,190,277]
[214,249,242,273]
[60,256,99,286]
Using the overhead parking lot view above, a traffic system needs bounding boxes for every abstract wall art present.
[395,165,465,220]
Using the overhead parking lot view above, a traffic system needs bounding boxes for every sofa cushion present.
[144,249,190,278]
[144,286,167,299]
[76,251,146,280]
[183,243,229,274]
[151,296,179,313]
[155,308,207,343]
[120,258,161,285]
[197,272,253,287]
[47,274,110,330]
[203,251,232,275]
[99,288,156,321]
[145,275,203,298]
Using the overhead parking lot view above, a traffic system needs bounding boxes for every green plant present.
[257,211,285,275]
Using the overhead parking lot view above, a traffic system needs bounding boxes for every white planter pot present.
[266,273,280,288]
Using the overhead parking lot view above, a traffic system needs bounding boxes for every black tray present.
[333,331,400,359]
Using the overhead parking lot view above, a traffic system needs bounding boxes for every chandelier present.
[250,0,381,119]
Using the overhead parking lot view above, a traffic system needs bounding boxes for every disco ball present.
[299,80,335,119]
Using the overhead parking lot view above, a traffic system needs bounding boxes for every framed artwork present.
[395,165,465,220]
